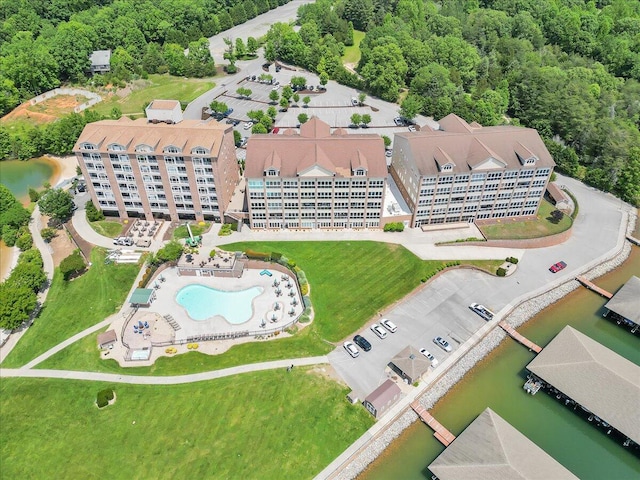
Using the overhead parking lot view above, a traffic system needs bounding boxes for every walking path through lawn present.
[0,355,329,384]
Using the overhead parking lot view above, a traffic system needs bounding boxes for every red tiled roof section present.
[74,118,231,154]
[245,117,387,178]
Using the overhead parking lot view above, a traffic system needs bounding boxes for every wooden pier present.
[410,402,456,446]
[576,276,613,299]
[498,321,542,353]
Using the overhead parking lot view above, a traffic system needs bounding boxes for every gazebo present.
[129,288,155,307]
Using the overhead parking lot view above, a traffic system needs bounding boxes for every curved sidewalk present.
[0,355,329,384]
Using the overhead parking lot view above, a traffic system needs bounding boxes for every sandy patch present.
[44,155,79,187]
[1,95,89,125]
[45,218,78,267]
[0,243,19,282]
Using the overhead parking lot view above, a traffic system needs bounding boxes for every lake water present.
[0,157,55,202]
[360,246,640,480]
[0,157,57,279]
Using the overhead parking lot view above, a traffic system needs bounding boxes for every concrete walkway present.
[0,356,329,384]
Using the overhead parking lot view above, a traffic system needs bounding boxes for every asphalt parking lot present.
[328,268,495,399]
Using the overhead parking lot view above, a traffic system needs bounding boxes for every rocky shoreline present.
[337,209,637,480]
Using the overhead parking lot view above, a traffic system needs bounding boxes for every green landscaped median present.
[1,249,139,368]
[480,200,572,240]
[89,220,123,238]
[0,373,373,479]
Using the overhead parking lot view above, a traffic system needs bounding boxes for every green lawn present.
[90,220,123,238]
[39,327,331,375]
[342,30,366,65]
[90,74,216,117]
[480,200,573,240]
[173,222,211,239]
[0,372,373,479]
[1,249,139,368]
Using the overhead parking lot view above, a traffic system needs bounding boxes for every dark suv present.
[353,335,372,352]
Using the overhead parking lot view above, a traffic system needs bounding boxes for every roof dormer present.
[515,142,538,165]
[107,143,126,152]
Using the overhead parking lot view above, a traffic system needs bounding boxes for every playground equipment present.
[184,223,202,247]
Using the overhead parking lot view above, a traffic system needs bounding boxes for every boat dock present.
[576,276,613,299]
[498,321,542,353]
[410,402,456,446]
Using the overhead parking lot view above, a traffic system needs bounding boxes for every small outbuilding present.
[145,99,183,124]
[546,182,570,211]
[89,50,111,74]
[388,345,431,384]
[363,379,402,418]
[129,288,156,307]
[97,330,117,349]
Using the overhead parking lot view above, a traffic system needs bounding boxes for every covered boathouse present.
[603,275,640,333]
[526,326,640,452]
[428,408,577,479]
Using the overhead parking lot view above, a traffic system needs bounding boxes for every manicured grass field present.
[1,249,139,368]
[173,222,211,239]
[342,30,366,65]
[0,372,373,479]
[90,74,216,117]
[90,220,123,238]
[480,200,573,240]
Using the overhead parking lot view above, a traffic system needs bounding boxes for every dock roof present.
[527,326,640,444]
[604,275,640,325]
[429,408,577,480]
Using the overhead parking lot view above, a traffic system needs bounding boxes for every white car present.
[419,348,439,367]
[243,122,253,130]
[370,323,387,339]
[380,318,397,333]
[469,303,495,321]
[433,336,452,352]
[343,341,359,358]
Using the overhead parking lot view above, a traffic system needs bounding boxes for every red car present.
[272,127,280,134]
[549,261,567,273]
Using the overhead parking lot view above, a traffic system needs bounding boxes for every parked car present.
[393,117,404,126]
[239,137,248,148]
[351,97,359,105]
[370,323,387,339]
[223,108,233,117]
[272,127,280,134]
[433,336,452,352]
[76,183,86,192]
[343,341,359,358]
[469,303,495,321]
[353,334,372,352]
[408,125,416,132]
[275,66,281,72]
[385,150,393,158]
[243,122,253,130]
[380,318,397,333]
[549,261,567,273]
[419,348,439,367]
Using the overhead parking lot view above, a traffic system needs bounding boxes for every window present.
[81,143,96,150]
[266,169,278,176]
[164,146,180,154]
[108,143,125,152]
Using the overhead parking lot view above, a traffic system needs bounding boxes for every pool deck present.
[129,267,303,344]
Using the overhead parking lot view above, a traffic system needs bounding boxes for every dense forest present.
[263,0,640,206]
[0,0,292,114]
[1,0,639,206]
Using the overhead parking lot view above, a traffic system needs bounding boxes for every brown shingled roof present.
[147,100,180,110]
[245,117,387,178]
[398,116,555,176]
[74,118,231,155]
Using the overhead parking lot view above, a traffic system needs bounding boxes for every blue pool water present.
[176,285,263,323]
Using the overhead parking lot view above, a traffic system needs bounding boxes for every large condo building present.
[74,112,239,222]
[391,114,556,227]
[244,118,388,229]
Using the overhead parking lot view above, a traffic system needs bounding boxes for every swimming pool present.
[176,285,263,323]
